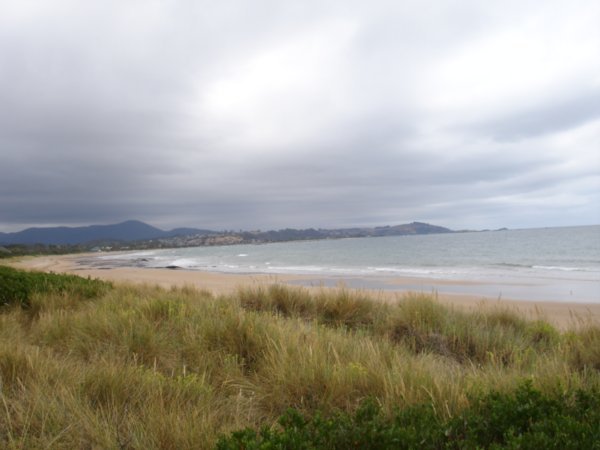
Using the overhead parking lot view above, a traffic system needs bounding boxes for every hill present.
[234,221,452,244]
[0,220,453,246]
[0,220,211,246]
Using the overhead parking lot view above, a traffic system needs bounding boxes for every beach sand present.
[8,254,600,329]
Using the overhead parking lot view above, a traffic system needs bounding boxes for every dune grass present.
[0,266,598,448]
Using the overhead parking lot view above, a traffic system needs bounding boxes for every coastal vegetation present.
[0,244,89,260]
[0,266,598,448]
[0,220,453,251]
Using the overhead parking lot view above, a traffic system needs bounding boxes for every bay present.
[92,225,600,303]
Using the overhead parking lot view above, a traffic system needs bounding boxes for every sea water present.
[91,225,600,302]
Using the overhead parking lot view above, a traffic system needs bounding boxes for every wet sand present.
[8,254,600,329]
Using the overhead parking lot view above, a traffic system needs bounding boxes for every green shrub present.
[0,265,111,309]
[0,266,31,307]
[217,382,600,449]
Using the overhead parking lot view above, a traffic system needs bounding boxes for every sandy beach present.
[8,253,600,329]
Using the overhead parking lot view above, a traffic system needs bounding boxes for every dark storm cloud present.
[1,0,599,232]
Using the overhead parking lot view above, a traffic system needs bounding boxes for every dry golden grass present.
[0,273,599,449]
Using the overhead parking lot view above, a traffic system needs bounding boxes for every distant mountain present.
[165,227,215,238]
[0,220,454,246]
[0,220,210,245]
[235,221,453,243]
[371,222,452,236]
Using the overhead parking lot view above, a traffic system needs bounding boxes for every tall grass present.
[0,267,598,448]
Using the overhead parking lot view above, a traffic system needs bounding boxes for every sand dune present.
[9,254,600,329]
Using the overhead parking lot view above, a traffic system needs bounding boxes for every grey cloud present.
[1,0,599,232]
[471,89,600,142]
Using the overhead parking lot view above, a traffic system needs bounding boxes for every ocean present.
[89,225,600,303]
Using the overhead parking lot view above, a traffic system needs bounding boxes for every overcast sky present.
[1,0,599,232]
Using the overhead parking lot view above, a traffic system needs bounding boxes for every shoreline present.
[7,253,600,329]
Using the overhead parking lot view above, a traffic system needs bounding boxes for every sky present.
[1,0,599,233]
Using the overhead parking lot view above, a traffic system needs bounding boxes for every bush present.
[0,265,111,309]
[217,382,600,449]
